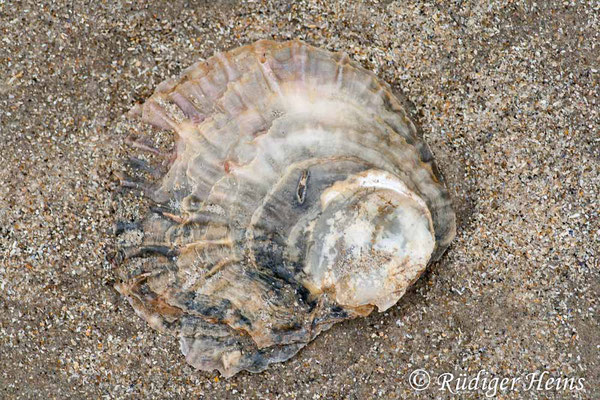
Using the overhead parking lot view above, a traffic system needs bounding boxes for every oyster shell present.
[114,40,455,377]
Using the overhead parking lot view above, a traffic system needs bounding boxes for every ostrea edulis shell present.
[114,40,456,377]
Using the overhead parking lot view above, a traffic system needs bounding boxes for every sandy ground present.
[1,0,598,399]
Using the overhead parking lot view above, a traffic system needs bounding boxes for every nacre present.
[114,40,455,377]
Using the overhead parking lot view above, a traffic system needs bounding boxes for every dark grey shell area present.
[113,40,455,377]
